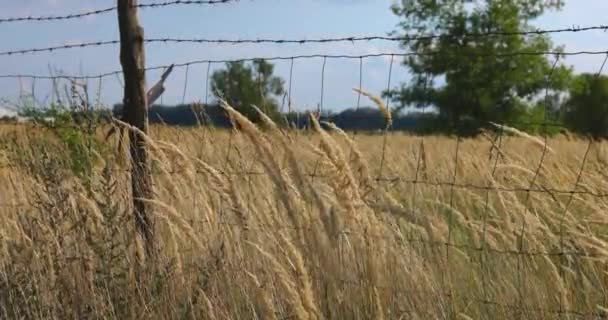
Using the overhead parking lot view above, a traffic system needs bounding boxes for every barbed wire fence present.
[1,0,608,318]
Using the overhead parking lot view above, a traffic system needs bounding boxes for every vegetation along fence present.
[1,0,608,319]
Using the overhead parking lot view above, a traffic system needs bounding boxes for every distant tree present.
[386,0,572,131]
[211,59,285,122]
[563,73,608,138]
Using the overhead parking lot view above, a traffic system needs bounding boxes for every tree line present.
[8,0,608,137]
[181,0,608,138]
[111,102,436,133]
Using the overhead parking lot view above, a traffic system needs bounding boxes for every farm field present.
[1,119,607,320]
[3,0,608,318]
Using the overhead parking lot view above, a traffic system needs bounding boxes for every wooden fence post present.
[117,0,155,257]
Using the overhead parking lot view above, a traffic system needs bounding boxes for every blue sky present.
[1,0,608,116]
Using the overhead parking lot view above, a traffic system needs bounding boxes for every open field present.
[1,117,608,319]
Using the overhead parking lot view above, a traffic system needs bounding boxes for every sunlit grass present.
[1,111,607,319]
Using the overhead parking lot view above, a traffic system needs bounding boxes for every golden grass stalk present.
[137,198,204,251]
[490,122,555,154]
[247,241,310,320]
[309,114,364,221]
[220,99,306,232]
[353,88,392,128]
[322,121,374,198]
[2,120,607,320]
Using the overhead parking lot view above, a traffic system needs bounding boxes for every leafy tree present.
[211,59,285,122]
[563,73,608,138]
[386,0,572,131]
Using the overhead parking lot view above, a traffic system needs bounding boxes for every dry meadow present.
[1,110,608,319]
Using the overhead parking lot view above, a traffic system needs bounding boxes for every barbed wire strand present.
[3,35,608,318]
[4,24,608,56]
[0,0,239,24]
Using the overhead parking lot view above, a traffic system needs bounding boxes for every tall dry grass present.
[0,106,608,319]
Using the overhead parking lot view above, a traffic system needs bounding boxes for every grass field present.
[1,110,608,319]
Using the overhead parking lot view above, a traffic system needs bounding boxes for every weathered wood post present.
[117,0,155,257]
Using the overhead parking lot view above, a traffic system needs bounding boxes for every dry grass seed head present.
[221,100,306,232]
[353,88,392,128]
[247,241,310,320]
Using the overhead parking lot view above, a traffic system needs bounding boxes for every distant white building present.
[0,107,56,124]
[0,107,16,118]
